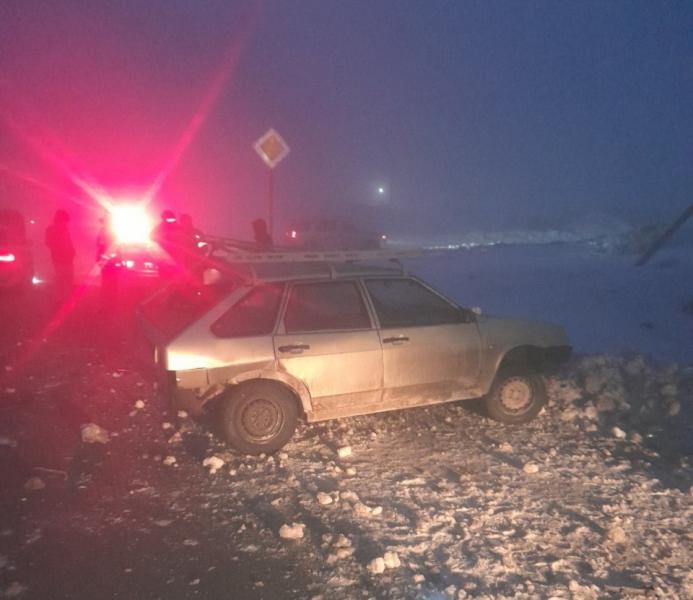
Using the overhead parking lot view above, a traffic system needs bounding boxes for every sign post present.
[253,128,290,239]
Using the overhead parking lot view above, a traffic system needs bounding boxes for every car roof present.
[228,261,405,284]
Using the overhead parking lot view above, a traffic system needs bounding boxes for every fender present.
[206,363,313,416]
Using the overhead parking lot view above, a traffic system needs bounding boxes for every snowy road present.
[0,248,691,600]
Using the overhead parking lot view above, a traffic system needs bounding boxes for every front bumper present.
[541,345,573,371]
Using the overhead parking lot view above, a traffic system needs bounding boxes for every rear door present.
[363,277,481,407]
[274,280,383,417]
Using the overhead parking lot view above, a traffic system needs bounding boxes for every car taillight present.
[0,253,16,263]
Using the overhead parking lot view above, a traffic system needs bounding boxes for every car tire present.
[218,381,298,455]
[485,368,546,424]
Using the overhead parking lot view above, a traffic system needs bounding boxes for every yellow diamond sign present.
[254,128,290,169]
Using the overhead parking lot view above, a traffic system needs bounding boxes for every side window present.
[365,278,460,328]
[284,281,371,333]
[211,284,284,338]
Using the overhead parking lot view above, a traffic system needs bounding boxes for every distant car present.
[0,209,33,291]
[285,219,386,250]
[139,255,571,455]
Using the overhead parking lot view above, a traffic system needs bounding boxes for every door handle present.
[382,336,410,345]
[278,343,310,354]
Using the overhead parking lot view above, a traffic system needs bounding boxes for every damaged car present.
[139,254,571,454]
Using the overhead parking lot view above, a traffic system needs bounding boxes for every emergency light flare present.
[0,253,17,262]
[109,204,155,245]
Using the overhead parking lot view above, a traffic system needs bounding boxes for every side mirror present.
[457,308,475,323]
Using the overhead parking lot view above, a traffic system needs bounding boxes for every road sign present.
[253,128,290,169]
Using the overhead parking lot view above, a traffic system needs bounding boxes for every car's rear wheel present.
[218,381,298,454]
[485,368,546,424]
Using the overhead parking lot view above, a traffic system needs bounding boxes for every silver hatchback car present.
[139,257,570,454]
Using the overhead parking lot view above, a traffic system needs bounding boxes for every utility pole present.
[636,203,693,266]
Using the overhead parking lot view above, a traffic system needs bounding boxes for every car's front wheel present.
[218,381,298,455]
[485,368,546,424]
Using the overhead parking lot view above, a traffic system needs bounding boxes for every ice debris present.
[23,477,45,491]
[279,523,305,540]
[202,456,224,474]
[316,492,333,505]
[337,446,352,458]
[607,524,627,545]
[611,426,627,439]
[383,551,401,569]
[368,557,385,575]
[80,423,109,444]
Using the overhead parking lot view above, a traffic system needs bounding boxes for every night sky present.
[1,0,692,239]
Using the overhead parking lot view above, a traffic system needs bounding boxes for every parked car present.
[285,218,386,250]
[139,258,570,454]
[101,243,169,282]
[0,209,33,291]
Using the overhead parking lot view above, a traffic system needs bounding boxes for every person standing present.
[95,214,114,262]
[44,209,75,297]
[151,209,189,279]
[252,218,273,251]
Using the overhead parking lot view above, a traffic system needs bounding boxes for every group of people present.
[43,208,275,297]
[150,210,204,272]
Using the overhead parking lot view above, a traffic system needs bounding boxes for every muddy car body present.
[139,257,570,453]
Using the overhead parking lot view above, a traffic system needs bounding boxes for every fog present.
[1,0,692,253]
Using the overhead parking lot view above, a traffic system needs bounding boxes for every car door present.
[274,280,383,418]
[363,277,481,408]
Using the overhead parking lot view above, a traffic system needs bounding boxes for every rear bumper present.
[167,369,209,416]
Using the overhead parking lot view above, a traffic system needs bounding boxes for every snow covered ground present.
[1,238,691,599]
[410,240,693,365]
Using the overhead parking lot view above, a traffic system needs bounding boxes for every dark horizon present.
[1,0,692,240]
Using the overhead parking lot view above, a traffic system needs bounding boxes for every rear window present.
[211,284,285,338]
[139,279,235,341]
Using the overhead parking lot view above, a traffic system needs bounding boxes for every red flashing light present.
[290,230,297,239]
[0,253,17,263]
[109,204,154,245]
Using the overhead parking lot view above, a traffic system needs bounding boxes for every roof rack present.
[199,235,424,283]
[203,234,422,264]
